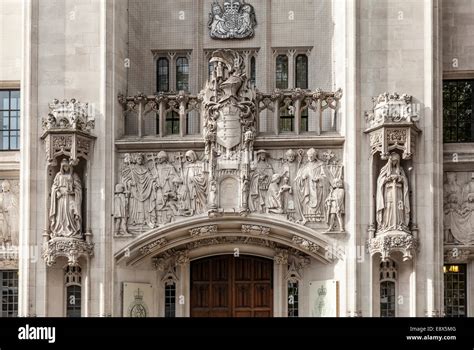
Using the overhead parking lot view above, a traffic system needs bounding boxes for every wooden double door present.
[190,255,273,317]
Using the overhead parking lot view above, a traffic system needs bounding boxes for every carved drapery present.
[116,50,345,238]
[41,99,96,266]
[0,180,19,268]
[114,148,345,236]
[365,93,420,262]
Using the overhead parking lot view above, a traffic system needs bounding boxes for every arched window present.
[65,266,82,317]
[295,54,308,89]
[157,58,169,92]
[250,56,256,87]
[275,55,289,89]
[176,57,189,92]
[379,260,397,317]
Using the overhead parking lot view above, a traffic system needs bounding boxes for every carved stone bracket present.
[42,237,94,267]
[367,231,418,262]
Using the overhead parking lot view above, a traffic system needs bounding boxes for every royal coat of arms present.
[208,0,257,40]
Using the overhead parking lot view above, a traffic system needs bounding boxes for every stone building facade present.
[0,0,472,317]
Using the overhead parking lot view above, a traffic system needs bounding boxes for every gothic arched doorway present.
[190,255,273,317]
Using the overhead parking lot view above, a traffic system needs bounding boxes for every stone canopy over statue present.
[114,49,345,236]
[208,0,257,40]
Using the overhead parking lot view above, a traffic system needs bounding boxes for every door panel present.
[190,255,273,317]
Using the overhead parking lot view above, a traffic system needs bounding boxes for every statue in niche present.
[181,150,208,216]
[265,174,284,214]
[121,153,156,228]
[249,150,274,213]
[49,159,83,238]
[113,183,129,235]
[376,152,410,232]
[325,179,345,232]
[151,151,179,223]
[295,148,326,224]
[0,180,18,246]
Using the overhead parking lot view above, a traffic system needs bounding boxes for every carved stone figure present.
[295,148,326,223]
[462,173,474,211]
[182,150,208,215]
[152,151,179,223]
[376,152,410,232]
[241,174,250,211]
[250,150,274,212]
[266,174,284,214]
[0,180,18,246]
[49,159,83,238]
[208,0,257,40]
[325,179,345,232]
[443,172,474,244]
[122,153,156,228]
[114,183,129,235]
[208,180,218,210]
[280,174,294,216]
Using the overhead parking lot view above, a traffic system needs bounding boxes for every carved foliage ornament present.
[42,237,94,267]
[367,232,417,262]
[189,225,218,237]
[208,0,257,40]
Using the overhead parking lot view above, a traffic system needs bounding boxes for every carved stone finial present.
[43,99,94,133]
[365,92,419,129]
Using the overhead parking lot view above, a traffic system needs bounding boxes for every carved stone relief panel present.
[115,50,345,238]
[115,148,345,236]
[444,172,474,245]
[0,180,19,266]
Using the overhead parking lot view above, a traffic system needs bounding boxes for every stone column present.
[273,249,288,317]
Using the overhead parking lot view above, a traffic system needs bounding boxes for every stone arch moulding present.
[114,215,344,267]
